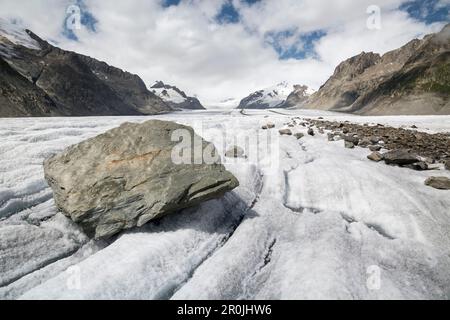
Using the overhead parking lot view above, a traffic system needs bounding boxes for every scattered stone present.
[369,136,382,144]
[262,122,275,130]
[342,127,349,134]
[294,133,304,140]
[425,177,450,190]
[411,125,418,129]
[318,128,324,134]
[307,128,315,136]
[445,160,450,170]
[383,149,418,166]
[367,152,383,162]
[303,118,449,169]
[343,135,359,146]
[369,145,382,152]
[358,138,371,148]
[225,146,246,158]
[44,120,239,239]
[345,141,355,149]
[327,133,335,141]
[279,129,292,136]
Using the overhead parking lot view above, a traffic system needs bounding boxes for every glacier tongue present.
[1,110,450,299]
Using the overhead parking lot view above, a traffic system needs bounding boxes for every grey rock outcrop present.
[44,120,239,239]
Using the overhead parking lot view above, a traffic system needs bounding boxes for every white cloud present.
[0,0,446,106]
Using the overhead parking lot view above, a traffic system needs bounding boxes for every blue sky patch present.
[161,0,181,8]
[266,29,326,60]
[216,1,240,24]
[400,0,449,24]
[62,0,98,41]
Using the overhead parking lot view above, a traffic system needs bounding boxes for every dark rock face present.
[150,81,205,110]
[44,120,239,239]
[0,27,171,117]
[304,24,450,115]
[425,177,450,190]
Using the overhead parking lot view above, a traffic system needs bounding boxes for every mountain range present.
[302,24,450,115]
[1,21,449,117]
[150,81,205,110]
[0,20,171,117]
[237,81,298,109]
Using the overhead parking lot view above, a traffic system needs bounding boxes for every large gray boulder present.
[44,120,239,239]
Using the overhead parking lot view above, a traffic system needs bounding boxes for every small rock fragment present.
[345,141,355,149]
[279,129,292,136]
[405,161,428,171]
[368,152,383,162]
[425,177,450,190]
[369,145,382,152]
[225,146,246,158]
[262,122,275,130]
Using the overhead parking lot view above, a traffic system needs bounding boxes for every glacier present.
[1,109,450,300]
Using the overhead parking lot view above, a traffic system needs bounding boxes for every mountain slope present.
[283,85,315,108]
[150,81,205,110]
[0,20,171,117]
[238,82,294,109]
[305,24,450,115]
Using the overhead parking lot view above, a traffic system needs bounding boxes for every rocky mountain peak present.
[238,82,294,109]
[150,81,205,110]
[304,24,449,115]
[331,51,381,81]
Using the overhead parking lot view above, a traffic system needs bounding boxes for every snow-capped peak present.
[150,81,205,110]
[150,81,187,104]
[238,81,294,109]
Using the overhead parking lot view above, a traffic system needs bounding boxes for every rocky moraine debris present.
[44,120,239,239]
[295,118,450,166]
[284,117,449,190]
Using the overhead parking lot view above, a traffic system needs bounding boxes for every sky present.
[0,0,448,106]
